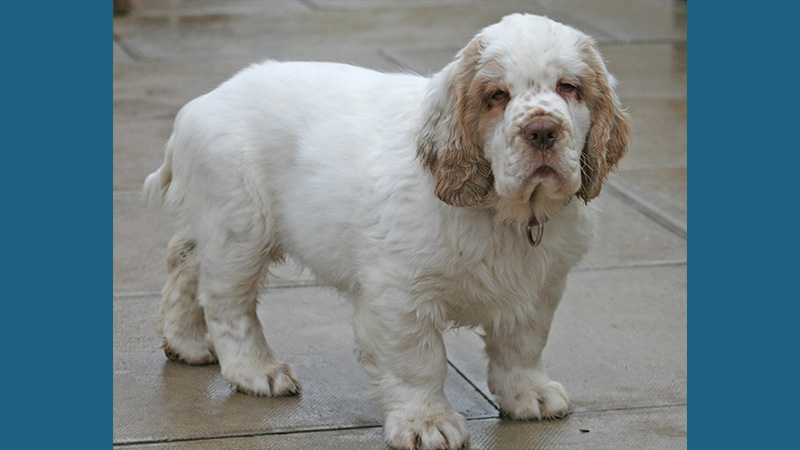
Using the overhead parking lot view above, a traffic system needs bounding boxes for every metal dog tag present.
[526,222,544,247]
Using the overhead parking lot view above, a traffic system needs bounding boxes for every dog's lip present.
[532,165,557,177]
[525,165,567,203]
[528,164,562,184]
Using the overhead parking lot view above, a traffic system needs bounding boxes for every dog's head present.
[418,14,630,222]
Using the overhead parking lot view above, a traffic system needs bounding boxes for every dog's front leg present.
[483,268,571,420]
[353,294,468,450]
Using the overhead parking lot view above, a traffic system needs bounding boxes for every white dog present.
[144,13,630,450]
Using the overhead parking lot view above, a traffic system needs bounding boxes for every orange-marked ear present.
[417,37,494,207]
[577,41,631,203]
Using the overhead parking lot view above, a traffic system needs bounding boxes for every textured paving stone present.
[113,57,268,121]
[614,168,687,226]
[600,43,687,100]
[619,98,687,171]
[540,0,687,43]
[114,117,173,191]
[578,192,686,269]
[114,406,686,450]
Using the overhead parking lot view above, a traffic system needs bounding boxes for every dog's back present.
[144,61,431,292]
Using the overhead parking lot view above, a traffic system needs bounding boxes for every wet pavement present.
[113,1,687,448]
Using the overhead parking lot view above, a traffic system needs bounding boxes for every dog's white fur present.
[144,14,630,450]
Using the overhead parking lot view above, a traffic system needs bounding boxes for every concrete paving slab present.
[308,0,488,10]
[113,5,487,62]
[114,192,177,294]
[578,192,686,269]
[113,57,254,120]
[114,117,173,190]
[128,0,311,17]
[614,168,687,226]
[465,407,687,450]
[112,51,401,122]
[383,48,459,75]
[114,406,686,450]
[114,287,497,444]
[113,1,311,61]
[114,39,135,64]
[600,42,687,100]
[444,265,687,413]
[619,98,687,171]
[114,0,625,65]
[540,0,686,43]
[307,0,620,43]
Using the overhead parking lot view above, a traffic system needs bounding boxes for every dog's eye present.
[557,82,578,95]
[491,90,509,102]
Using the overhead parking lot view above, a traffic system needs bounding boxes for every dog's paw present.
[163,337,218,365]
[224,361,302,397]
[384,407,469,450]
[495,380,569,420]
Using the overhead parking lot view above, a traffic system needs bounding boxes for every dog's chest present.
[412,237,562,326]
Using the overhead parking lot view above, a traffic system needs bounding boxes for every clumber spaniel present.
[144,13,630,450]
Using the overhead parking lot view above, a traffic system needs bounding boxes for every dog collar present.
[525,196,574,247]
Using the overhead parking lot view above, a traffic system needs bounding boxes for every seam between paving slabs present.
[577,259,686,272]
[113,33,144,62]
[113,423,387,447]
[605,180,687,239]
[448,360,500,411]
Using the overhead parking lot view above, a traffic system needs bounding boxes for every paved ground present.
[113,1,687,448]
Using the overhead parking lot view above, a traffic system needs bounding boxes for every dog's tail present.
[144,96,207,210]
[143,138,175,209]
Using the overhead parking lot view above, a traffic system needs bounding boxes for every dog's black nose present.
[523,119,561,151]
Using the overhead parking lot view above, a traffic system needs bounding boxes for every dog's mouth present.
[526,165,569,205]
[526,164,563,192]
[532,165,557,178]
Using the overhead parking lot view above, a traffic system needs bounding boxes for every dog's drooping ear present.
[417,37,494,207]
[577,41,632,203]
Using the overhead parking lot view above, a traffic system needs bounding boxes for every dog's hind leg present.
[158,230,218,365]
[196,212,301,397]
